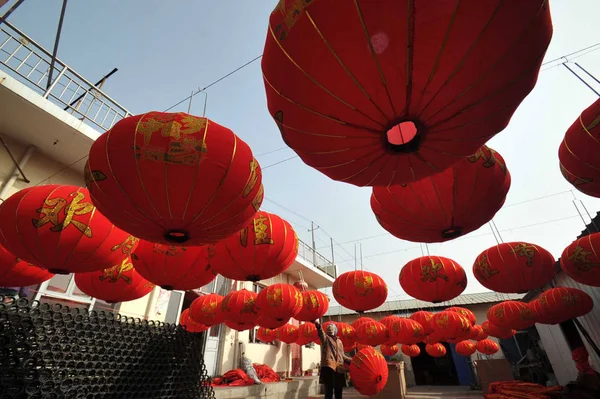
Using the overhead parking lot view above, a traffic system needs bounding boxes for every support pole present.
[309,222,319,267]
[563,63,600,97]
[0,140,33,189]
[575,62,600,86]
[63,68,118,111]
[0,0,25,27]
[330,237,335,264]
[46,0,68,90]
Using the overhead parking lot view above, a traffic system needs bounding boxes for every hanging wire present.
[488,222,501,245]
[491,220,504,243]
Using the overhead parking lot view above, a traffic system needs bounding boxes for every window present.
[34,274,117,313]
[249,283,275,345]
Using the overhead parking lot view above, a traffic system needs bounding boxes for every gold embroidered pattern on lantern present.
[32,192,94,238]
[420,259,449,283]
[568,246,600,273]
[100,258,134,284]
[474,255,500,280]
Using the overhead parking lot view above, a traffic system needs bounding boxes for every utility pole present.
[330,237,335,264]
[309,222,319,267]
[360,243,363,270]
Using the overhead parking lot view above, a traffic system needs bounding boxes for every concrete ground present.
[338,385,484,398]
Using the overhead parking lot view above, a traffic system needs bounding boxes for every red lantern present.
[210,212,298,282]
[424,333,444,345]
[371,146,510,243]
[352,317,375,330]
[487,301,536,331]
[220,289,259,329]
[255,283,303,321]
[179,309,209,333]
[344,342,357,353]
[257,327,277,343]
[380,344,398,357]
[85,112,263,246]
[379,315,400,330]
[401,344,421,357]
[297,323,318,345]
[338,322,357,345]
[400,256,467,303]
[470,325,487,341]
[349,347,389,396]
[431,311,471,340]
[410,311,434,335]
[295,290,330,321]
[332,271,388,312]
[74,258,155,303]
[258,317,289,329]
[455,341,477,357]
[446,307,476,326]
[537,287,594,324]
[225,320,257,332]
[426,343,447,357]
[559,98,600,198]
[481,320,515,339]
[473,242,555,293]
[560,233,600,287]
[277,324,299,344]
[262,1,552,187]
[477,339,500,355]
[189,293,223,326]
[0,245,54,287]
[389,318,425,345]
[357,321,388,346]
[0,185,137,274]
[131,241,217,290]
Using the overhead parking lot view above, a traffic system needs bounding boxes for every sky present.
[5,0,600,304]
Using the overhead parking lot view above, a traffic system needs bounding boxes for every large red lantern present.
[455,341,477,357]
[332,271,388,312]
[401,344,421,357]
[560,233,600,287]
[255,283,303,321]
[410,311,434,335]
[380,344,398,357]
[220,289,259,329]
[371,146,510,243]
[537,287,594,324]
[357,321,388,346]
[189,293,223,326]
[481,320,515,339]
[446,307,476,326]
[400,256,467,303]
[379,315,401,330]
[470,325,488,341]
[0,245,54,287]
[180,309,209,333]
[0,185,137,274]
[559,98,600,198]
[131,241,217,290]
[295,290,330,321]
[338,322,357,345]
[277,324,299,344]
[389,318,425,345]
[477,339,500,355]
[431,311,471,340]
[297,323,318,345]
[85,112,263,246]
[349,347,389,396]
[487,301,536,331]
[74,258,155,303]
[473,242,555,293]
[426,343,447,358]
[257,327,277,343]
[352,317,375,330]
[210,211,298,282]
[258,317,289,330]
[261,1,552,187]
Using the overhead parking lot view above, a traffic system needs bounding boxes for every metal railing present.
[298,239,337,279]
[0,21,130,132]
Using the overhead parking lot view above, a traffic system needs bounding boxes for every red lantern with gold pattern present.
[389,318,425,345]
[295,290,330,321]
[297,323,318,345]
[189,293,223,326]
[225,320,257,332]
[277,323,299,344]
[179,309,209,333]
[0,185,138,274]
[559,98,600,198]
[537,287,594,324]
[380,344,398,357]
[400,256,467,303]
[455,341,477,357]
[257,327,277,343]
[131,241,217,291]
[220,289,259,329]
[262,1,552,187]
[0,245,54,287]
[401,344,421,357]
[481,320,515,339]
[357,320,388,346]
[210,211,298,282]
[74,257,155,303]
[379,315,401,330]
[477,339,500,355]
[431,311,471,340]
[256,283,303,321]
[447,307,476,326]
[487,301,536,331]
[473,242,555,293]
[410,311,434,335]
[371,146,510,243]
[258,317,289,330]
[333,271,388,312]
[352,317,375,331]
[85,112,263,246]
[426,343,447,357]
[349,347,389,396]
[560,233,600,287]
[470,325,487,341]
[338,322,357,345]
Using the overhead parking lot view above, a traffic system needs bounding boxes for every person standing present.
[313,320,351,399]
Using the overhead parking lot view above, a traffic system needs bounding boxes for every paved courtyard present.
[339,385,484,398]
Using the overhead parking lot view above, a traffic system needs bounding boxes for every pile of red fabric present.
[212,364,280,387]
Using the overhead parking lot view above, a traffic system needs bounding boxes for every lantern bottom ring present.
[246,275,261,282]
[161,285,174,291]
[441,227,463,239]
[48,268,70,275]
[164,229,190,244]
[383,120,425,154]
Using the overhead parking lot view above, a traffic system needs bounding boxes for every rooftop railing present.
[298,239,337,279]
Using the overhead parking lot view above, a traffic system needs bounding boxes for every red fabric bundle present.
[253,363,281,383]
[211,369,254,387]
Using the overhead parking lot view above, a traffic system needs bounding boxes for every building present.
[0,19,336,378]
[325,292,527,388]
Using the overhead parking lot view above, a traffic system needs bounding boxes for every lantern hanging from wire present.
[179,309,209,333]
[0,245,54,287]
[389,318,425,345]
[189,293,223,326]
[426,343,447,357]
[255,283,303,321]
[455,341,477,357]
[446,307,476,326]
[338,322,357,345]
[349,347,389,396]
[295,290,330,321]
[400,256,467,303]
[352,317,375,331]
[220,289,259,329]
[481,320,515,339]
[430,311,471,341]
[410,311,434,335]
[257,316,289,330]
[277,323,300,344]
[401,344,421,357]
[477,339,500,355]
[357,320,388,346]
[487,301,536,331]
[380,344,398,357]
[257,327,277,343]
[297,323,318,345]
[332,270,388,312]
[560,233,600,287]
[469,325,488,341]
[536,287,594,324]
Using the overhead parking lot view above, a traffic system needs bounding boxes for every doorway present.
[411,342,460,386]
